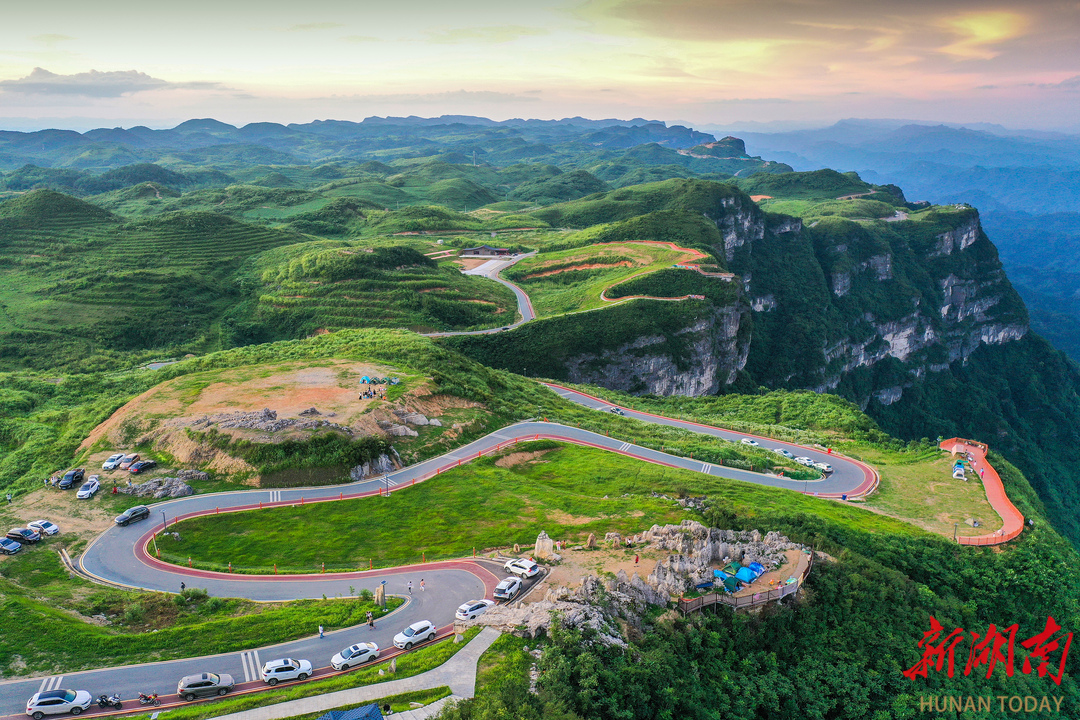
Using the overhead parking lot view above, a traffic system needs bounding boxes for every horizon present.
[1,1,1078,132]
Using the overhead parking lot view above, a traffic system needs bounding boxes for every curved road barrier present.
[939,437,1025,545]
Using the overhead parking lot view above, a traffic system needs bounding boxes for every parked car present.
[813,462,834,474]
[393,620,436,650]
[58,469,84,490]
[128,459,157,475]
[455,599,495,621]
[504,558,541,578]
[0,538,21,555]
[331,642,380,670]
[260,658,312,685]
[28,520,60,536]
[493,577,522,601]
[772,448,795,459]
[118,454,139,471]
[114,505,150,526]
[608,407,625,416]
[7,528,41,544]
[739,438,760,447]
[76,477,100,499]
[102,453,125,470]
[794,456,815,467]
[177,672,234,701]
[25,689,92,719]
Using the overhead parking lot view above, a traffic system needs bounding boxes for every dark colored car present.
[58,469,85,490]
[114,505,150,526]
[177,672,234,701]
[128,460,157,475]
[0,538,21,555]
[6,528,41,544]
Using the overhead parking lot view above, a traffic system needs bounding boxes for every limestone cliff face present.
[563,304,749,396]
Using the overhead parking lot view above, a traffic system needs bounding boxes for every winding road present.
[1,386,880,717]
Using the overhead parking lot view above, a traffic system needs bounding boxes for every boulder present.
[119,477,194,499]
[176,469,209,483]
[349,449,402,480]
[585,533,597,549]
[534,530,555,560]
[387,424,418,437]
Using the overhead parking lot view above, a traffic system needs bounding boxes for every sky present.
[1,0,1079,131]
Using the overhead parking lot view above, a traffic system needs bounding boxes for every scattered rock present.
[194,407,354,435]
[534,530,556,560]
[298,407,321,416]
[119,477,194,499]
[349,449,402,480]
[176,469,209,483]
[386,424,418,437]
[604,532,622,547]
[585,533,597,549]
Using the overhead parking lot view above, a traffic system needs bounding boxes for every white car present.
[260,658,312,685]
[504,558,541,578]
[393,620,436,650]
[814,462,834,474]
[101,454,125,470]
[76,476,100,499]
[772,448,795,459]
[493,576,522,601]
[794,456,815,466]
[27,520,59,536]
[740,438,760,447]
[608,407,625,416]
[25,689,92,719]
[456,599,496,621]
[331,642,379,670]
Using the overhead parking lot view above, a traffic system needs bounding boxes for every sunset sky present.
[1,0,1078,130]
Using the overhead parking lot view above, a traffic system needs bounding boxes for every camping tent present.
[360,376,372,384]
[748,562,766,577]
[723,562,742,576]
[735,566,757,583]
[722,575,740,593]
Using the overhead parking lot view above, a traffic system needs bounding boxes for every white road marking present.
[618,442,632,451]
[269,490,282,502]
[38,675,63,692]
[241,650,261,682]
[701,463,712,474]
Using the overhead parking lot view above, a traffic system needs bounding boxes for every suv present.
[58,469,85,490]
[493,577,522,601]
[177,672,234,701]
[813,461,834,474]
[260,658,312,685]
[28,520,59,536]
[102,453,125,470]
[393,620,436,650]
[456,599,495,621]
[114,505,151,526]
[25,689,92,719]
[118,454,139,470]
[504,558,540,578]
[7,528,41,544]
[0,538,21,555]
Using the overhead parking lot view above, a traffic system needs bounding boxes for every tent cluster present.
[359,376,400,385]
[952,454,973,481]
[696,561,772,594]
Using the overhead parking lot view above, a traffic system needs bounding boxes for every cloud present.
[31,34,74,46]
[341,35,380,43]
[0,68,221,97]
[286,22,343,31]
[333,89,539,105]
[936,11,1029,60]
[425,25,547,44]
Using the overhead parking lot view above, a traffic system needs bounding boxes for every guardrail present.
[939,438,1024,546]
[679,551,814,614]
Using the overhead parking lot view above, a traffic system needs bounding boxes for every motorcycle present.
[97,693,122,710]
[138,692,161,707]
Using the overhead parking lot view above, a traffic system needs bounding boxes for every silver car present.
[331,643,379,670]
[393,620,436,649]
[456,599,495,621]
[260,658,312,685]
[101,453,125,470]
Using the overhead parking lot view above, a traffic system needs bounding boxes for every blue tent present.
[317,703,383,720]
[713,569,728,580]
[360,376,372,384]
[735,566,756,583]
[748,562,766,577]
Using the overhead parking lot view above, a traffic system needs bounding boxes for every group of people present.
[406,579,425,593]
[359,388,385,400]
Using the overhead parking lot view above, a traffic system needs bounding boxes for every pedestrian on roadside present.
[319,625,324,639]
[180,582,186,592]
[367,611,375,629]
[407,581,413,594]
[420,578,425,592]
[5,493,11,504]
[634,554,639,565]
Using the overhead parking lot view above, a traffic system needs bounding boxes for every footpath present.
[211,627,501,720]
[939,437,1025,545]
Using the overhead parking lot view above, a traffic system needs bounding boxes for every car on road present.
[331,642,380,670]
[25,689,92,719]
[102,453,125,470]
[456,599,495,621]
[58,469,84,490]
[739,438,760,447]
[118,454,139,471]
[260,658,312,685]
[794,456,815,467]
[76,476,100,499]
[7,528,41,544]
[493,576,522,601]
[0,538,21,554]
[393,620,436,650]
[772,448,794,459]
[129,459,157,475]
[504,558,541,578]
[813,462,834,474]
[608,407,625,416]
[114,505,150,526]
[28,520,60,536]
[177,672,234,700]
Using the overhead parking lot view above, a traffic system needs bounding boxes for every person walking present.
[180,582,186,592]
[367,611,375,629]
[420,578,425,592]
[407,581,412,594]
[5,493,11,504]
[319,625,324,639]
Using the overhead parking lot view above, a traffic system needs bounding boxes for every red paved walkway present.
[939,437,1025,545]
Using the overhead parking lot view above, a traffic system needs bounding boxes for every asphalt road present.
[424,253,536,337]
[1,386,875,717]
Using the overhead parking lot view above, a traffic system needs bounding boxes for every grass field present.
[503,242,705,317]
[161,440,929,574]
[0,548,402,676]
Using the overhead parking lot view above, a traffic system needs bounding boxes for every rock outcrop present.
[120,476,194,499]
[349,449,402,480]
[191,408,354,435]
